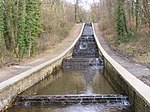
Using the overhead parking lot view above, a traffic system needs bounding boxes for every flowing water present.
[6,68,131,112]
[5,23,132,112]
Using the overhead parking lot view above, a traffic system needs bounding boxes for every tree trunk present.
[135,0,139,31]
[3,0,14,51]
[142,0,150,30]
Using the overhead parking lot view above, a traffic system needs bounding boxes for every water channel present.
[6,68,131,112]
[5,23,132,112]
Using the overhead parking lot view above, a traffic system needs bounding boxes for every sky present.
[64,0,99,11]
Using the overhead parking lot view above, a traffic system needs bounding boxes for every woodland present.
[0,0,150,67]
[91,0,150,65]
[0,0,79,67]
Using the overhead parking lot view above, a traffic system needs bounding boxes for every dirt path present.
[0,24,82,83]
[94,23,150,87]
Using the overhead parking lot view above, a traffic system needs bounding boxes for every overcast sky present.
[64,0,99,11]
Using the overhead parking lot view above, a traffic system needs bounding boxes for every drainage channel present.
[5,23,132,112]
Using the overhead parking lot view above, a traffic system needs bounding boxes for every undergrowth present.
[100,23,150,63]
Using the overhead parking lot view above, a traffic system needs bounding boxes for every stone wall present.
[93,23,150,112]
[104,61,150,112]
[0,53,68,111]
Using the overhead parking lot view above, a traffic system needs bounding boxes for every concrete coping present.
[0,23,85,91]
[92,23,150,105]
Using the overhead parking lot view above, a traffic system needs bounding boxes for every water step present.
[75,40,97,44]
[72,51,99,57]
[62,58,103,68]
[15,94,129,106]
[82,23,93,36]
[73,50,99,54]
[73,48,99,52]
[72,55,99,58]
[73,45,98,50]
[78,37,95,42]
[74,43,98,49]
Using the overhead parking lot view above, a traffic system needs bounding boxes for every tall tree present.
[25,0,41,57]
[16,0,26,58]
[0,0,4,39]
[116,0,128,39]
[75,0,79,23]
[135,0,139,31]
[142,0,150,29]
[3,0,15,51]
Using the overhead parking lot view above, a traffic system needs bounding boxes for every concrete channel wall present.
[92,23,150,112]
[0,24,85,111]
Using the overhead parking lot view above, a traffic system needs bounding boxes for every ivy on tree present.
[116,0,128,40]
[0,0,41,60]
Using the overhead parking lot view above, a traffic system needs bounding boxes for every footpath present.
[0,24,82,83]
[94,23,150,87]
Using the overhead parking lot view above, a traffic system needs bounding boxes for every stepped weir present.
[62,23,103,69]
[15,94,129,107]
[6,23,131,112]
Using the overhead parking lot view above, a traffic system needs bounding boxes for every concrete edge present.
[92,23,150,105]
[0,23,85,91]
